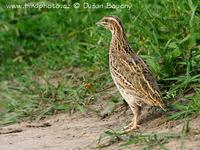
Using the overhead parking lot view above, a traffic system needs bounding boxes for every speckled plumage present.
[97,16,165,131]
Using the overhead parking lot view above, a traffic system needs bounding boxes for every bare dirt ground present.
[1,108,200,150]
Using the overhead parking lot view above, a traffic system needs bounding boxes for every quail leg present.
[123,105,141,132]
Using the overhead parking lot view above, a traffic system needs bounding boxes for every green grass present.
[97,120,191,149]
[0,0,200,127]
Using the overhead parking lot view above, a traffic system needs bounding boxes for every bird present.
[96,16,165,132]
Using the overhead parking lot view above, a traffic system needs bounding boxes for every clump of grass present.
[168,92,200,120]
[97,130,181,149]
[0,68,110,125]
[97,118,192,149]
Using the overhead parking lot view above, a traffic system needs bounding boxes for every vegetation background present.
[0,0,200,132]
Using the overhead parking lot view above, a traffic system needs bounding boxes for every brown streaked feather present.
[129,53,165,109]
[110,49,165,110]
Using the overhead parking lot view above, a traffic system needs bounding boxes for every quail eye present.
[104,19,108,23]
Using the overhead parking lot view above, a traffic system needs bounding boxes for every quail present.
[97,16,165,132]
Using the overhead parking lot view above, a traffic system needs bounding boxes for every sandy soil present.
[1,110,200,150]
